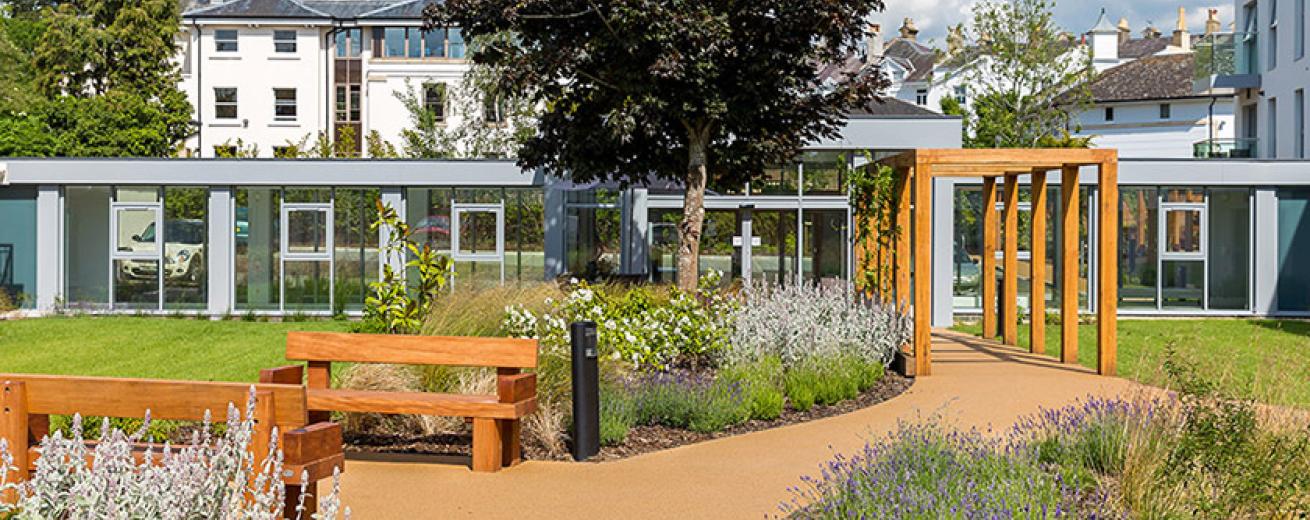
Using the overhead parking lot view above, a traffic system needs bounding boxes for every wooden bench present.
[264,331,538,472]
[0,373,344,517]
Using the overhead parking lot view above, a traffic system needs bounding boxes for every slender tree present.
[957,0,1092,148]
[425,0,889,289]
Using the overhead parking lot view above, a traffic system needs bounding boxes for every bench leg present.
[284,482,317,519]
[500,419,521,467]
[471,418,503,472]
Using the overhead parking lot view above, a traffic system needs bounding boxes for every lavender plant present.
[728,282,910,369]
[0,391,349,519]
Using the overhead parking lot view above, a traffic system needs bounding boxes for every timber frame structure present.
[867,149,1119,377]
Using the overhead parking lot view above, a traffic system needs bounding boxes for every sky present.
[873,1,1236,44]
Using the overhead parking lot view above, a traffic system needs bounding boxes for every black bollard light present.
[570,321,600,461]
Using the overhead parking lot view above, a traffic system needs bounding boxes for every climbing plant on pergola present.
[865,148,1120,377]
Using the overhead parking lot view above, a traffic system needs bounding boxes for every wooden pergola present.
[865,149,1119,377]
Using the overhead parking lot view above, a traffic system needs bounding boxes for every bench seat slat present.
[306,389,535,419]
[287,332,538,369]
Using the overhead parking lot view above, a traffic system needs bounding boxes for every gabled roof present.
[357,0,429,18]
[851,97,952,118]
[1086,53,1198,102]
[883,39,937,82]
[1119,37,1171,59]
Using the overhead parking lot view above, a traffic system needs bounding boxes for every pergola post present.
[1097,158,1119,376]
[1002,174,1019,346]
[895,170,912,309]
[913,156,933,376]
[1030,170,1048,354]
[1060,165,1080,364]
[981,177,998,340]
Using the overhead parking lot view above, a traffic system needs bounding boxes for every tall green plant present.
[846,152,901,296]
[364,201,453,334]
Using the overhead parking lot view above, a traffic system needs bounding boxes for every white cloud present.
[873,1,1235,42]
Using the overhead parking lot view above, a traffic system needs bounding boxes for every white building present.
[178,0,478,158]
[1071,9,1237,159]
[1231,0,1310,159]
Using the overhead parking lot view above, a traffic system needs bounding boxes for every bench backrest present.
[286,332,538,369]
[0,373,308,430]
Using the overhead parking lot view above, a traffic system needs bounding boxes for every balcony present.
[1193,138,1258,159]
[1193,32,1261,92]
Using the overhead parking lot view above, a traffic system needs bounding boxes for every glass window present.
[698,210,739,284]
[1105,107,1114,122]
[484,94,506,124]
[953,186,984,309]
[755,164,799,195]
[1119,187,1157,308]
[274,88,297,121]
[801,151,847,195]
[1163,208,1202,254]
[424,83,446,122]
[286,209,328,257]
[1270,98,1279,158]
[283,260,330,312]
[333,189,380,312]
[802,209,848,283]
[649,209,681,284]
[1208,188,1249,310]
[214,29,238,52]
[406,28,422,58]
[335,86,347,122]
[384,27,406,57]
[565,190,622,279]
[349,85,361,122]
[335,28,361,57]
[423,28,446,58]
[506,189,545,284]
[1297,90,1305,159]
[1159,103,1171,119]
[448,28,465,58]
[1161,260,1204,309]
[407,187,453,253]
[214,87,237,119]
[752,210,798,285]
[1277,189,1310,312]
[1269,0,1279,70]
[0,187,37,309]
[274,30,296,53]
[65,186,111,309]
[235,188,281,311]
[163,187,208,310]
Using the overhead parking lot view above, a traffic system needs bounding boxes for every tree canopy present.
[426,0,888,288]
[0,0,192,157]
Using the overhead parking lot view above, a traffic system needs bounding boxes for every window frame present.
[213,87,238,119]
[214,29,239,53]
[423,83,447,123]
[273,88,297,121]
[1159,103,1171,120]
[1104,107,1115,122]
[273,30,297,53]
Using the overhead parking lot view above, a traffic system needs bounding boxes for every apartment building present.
[178,0,475,157]
[1231,0,1310,159]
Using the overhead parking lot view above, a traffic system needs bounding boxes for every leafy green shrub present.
[503,273,736,371]
[599,385,636,446]
[362,201,452,334]
[721,357,785,421]
[782,356,883,411]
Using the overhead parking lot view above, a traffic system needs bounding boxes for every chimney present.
[1117,17,1131,44]
[866,23,884,62]
[1172,7,1190,50]
[899,18,919,41]
[947,24,965,55]
[1142,23,1162,39]
[1205,9,1222,35]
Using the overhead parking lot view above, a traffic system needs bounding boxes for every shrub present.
[782,356,883,411]
[0,393,348,518]
[599,385,636,446]
[720,357,785,421]
[503,273,736,371]
[783,420,1084,518]
[626,372,750,433]
[728,282,909,370]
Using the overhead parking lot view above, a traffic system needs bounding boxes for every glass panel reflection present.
[457,210,499,256]
[164,187,208,309]
[116,208,159,256]
[1161,260,1204,308]
[284,260,330,312]
[1119,187,1158,308]
[236,188,280,310]
[65,186,111,309]
[1164,209,1202,254]
[113,259,158,310]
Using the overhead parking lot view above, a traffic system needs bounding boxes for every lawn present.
[0,317,351,382]
[952,319,1310,408]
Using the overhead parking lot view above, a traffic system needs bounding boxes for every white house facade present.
[1231,0,1310,159]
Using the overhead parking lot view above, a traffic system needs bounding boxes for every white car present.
[118,220,206,285]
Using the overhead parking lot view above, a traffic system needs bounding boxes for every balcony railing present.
[1193,138,1258,159]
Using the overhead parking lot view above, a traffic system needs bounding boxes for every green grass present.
[0,317,351,382]
[952,319,1310,408]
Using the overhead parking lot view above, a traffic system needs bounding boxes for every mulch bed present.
[342,372,914,463]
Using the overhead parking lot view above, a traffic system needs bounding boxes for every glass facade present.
[1277,189,1310,312]
[564,190,622,279]
[406,187,546,288]
[0,187,37,308]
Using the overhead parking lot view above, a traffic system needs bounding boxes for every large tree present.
[952,0,1092,148]
[0,0,192,157]
[425,0,888,289]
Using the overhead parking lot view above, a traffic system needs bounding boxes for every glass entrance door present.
[451,203,504,289]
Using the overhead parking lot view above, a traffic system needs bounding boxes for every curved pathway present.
[337,331,1140,518]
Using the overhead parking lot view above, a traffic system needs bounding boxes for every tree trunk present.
[676,126,710,292]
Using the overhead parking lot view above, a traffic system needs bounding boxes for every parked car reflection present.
[117,220,206,285]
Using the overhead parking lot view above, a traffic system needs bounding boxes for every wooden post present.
[495,368,529,468]
[1030,170,1048,354]
[895,169,912,309]
[981,177,998,339]
[913,156,933,376]
[1097,158,1119,376]
[471,418,504,472]
[1002,174,1019,346]
[305,361,331,424]
[0,382,29,505]
[1060,165,1080,365]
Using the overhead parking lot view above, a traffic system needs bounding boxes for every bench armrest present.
[281,422,344,483]
[259,365,304,385]
[497,372,536,404]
